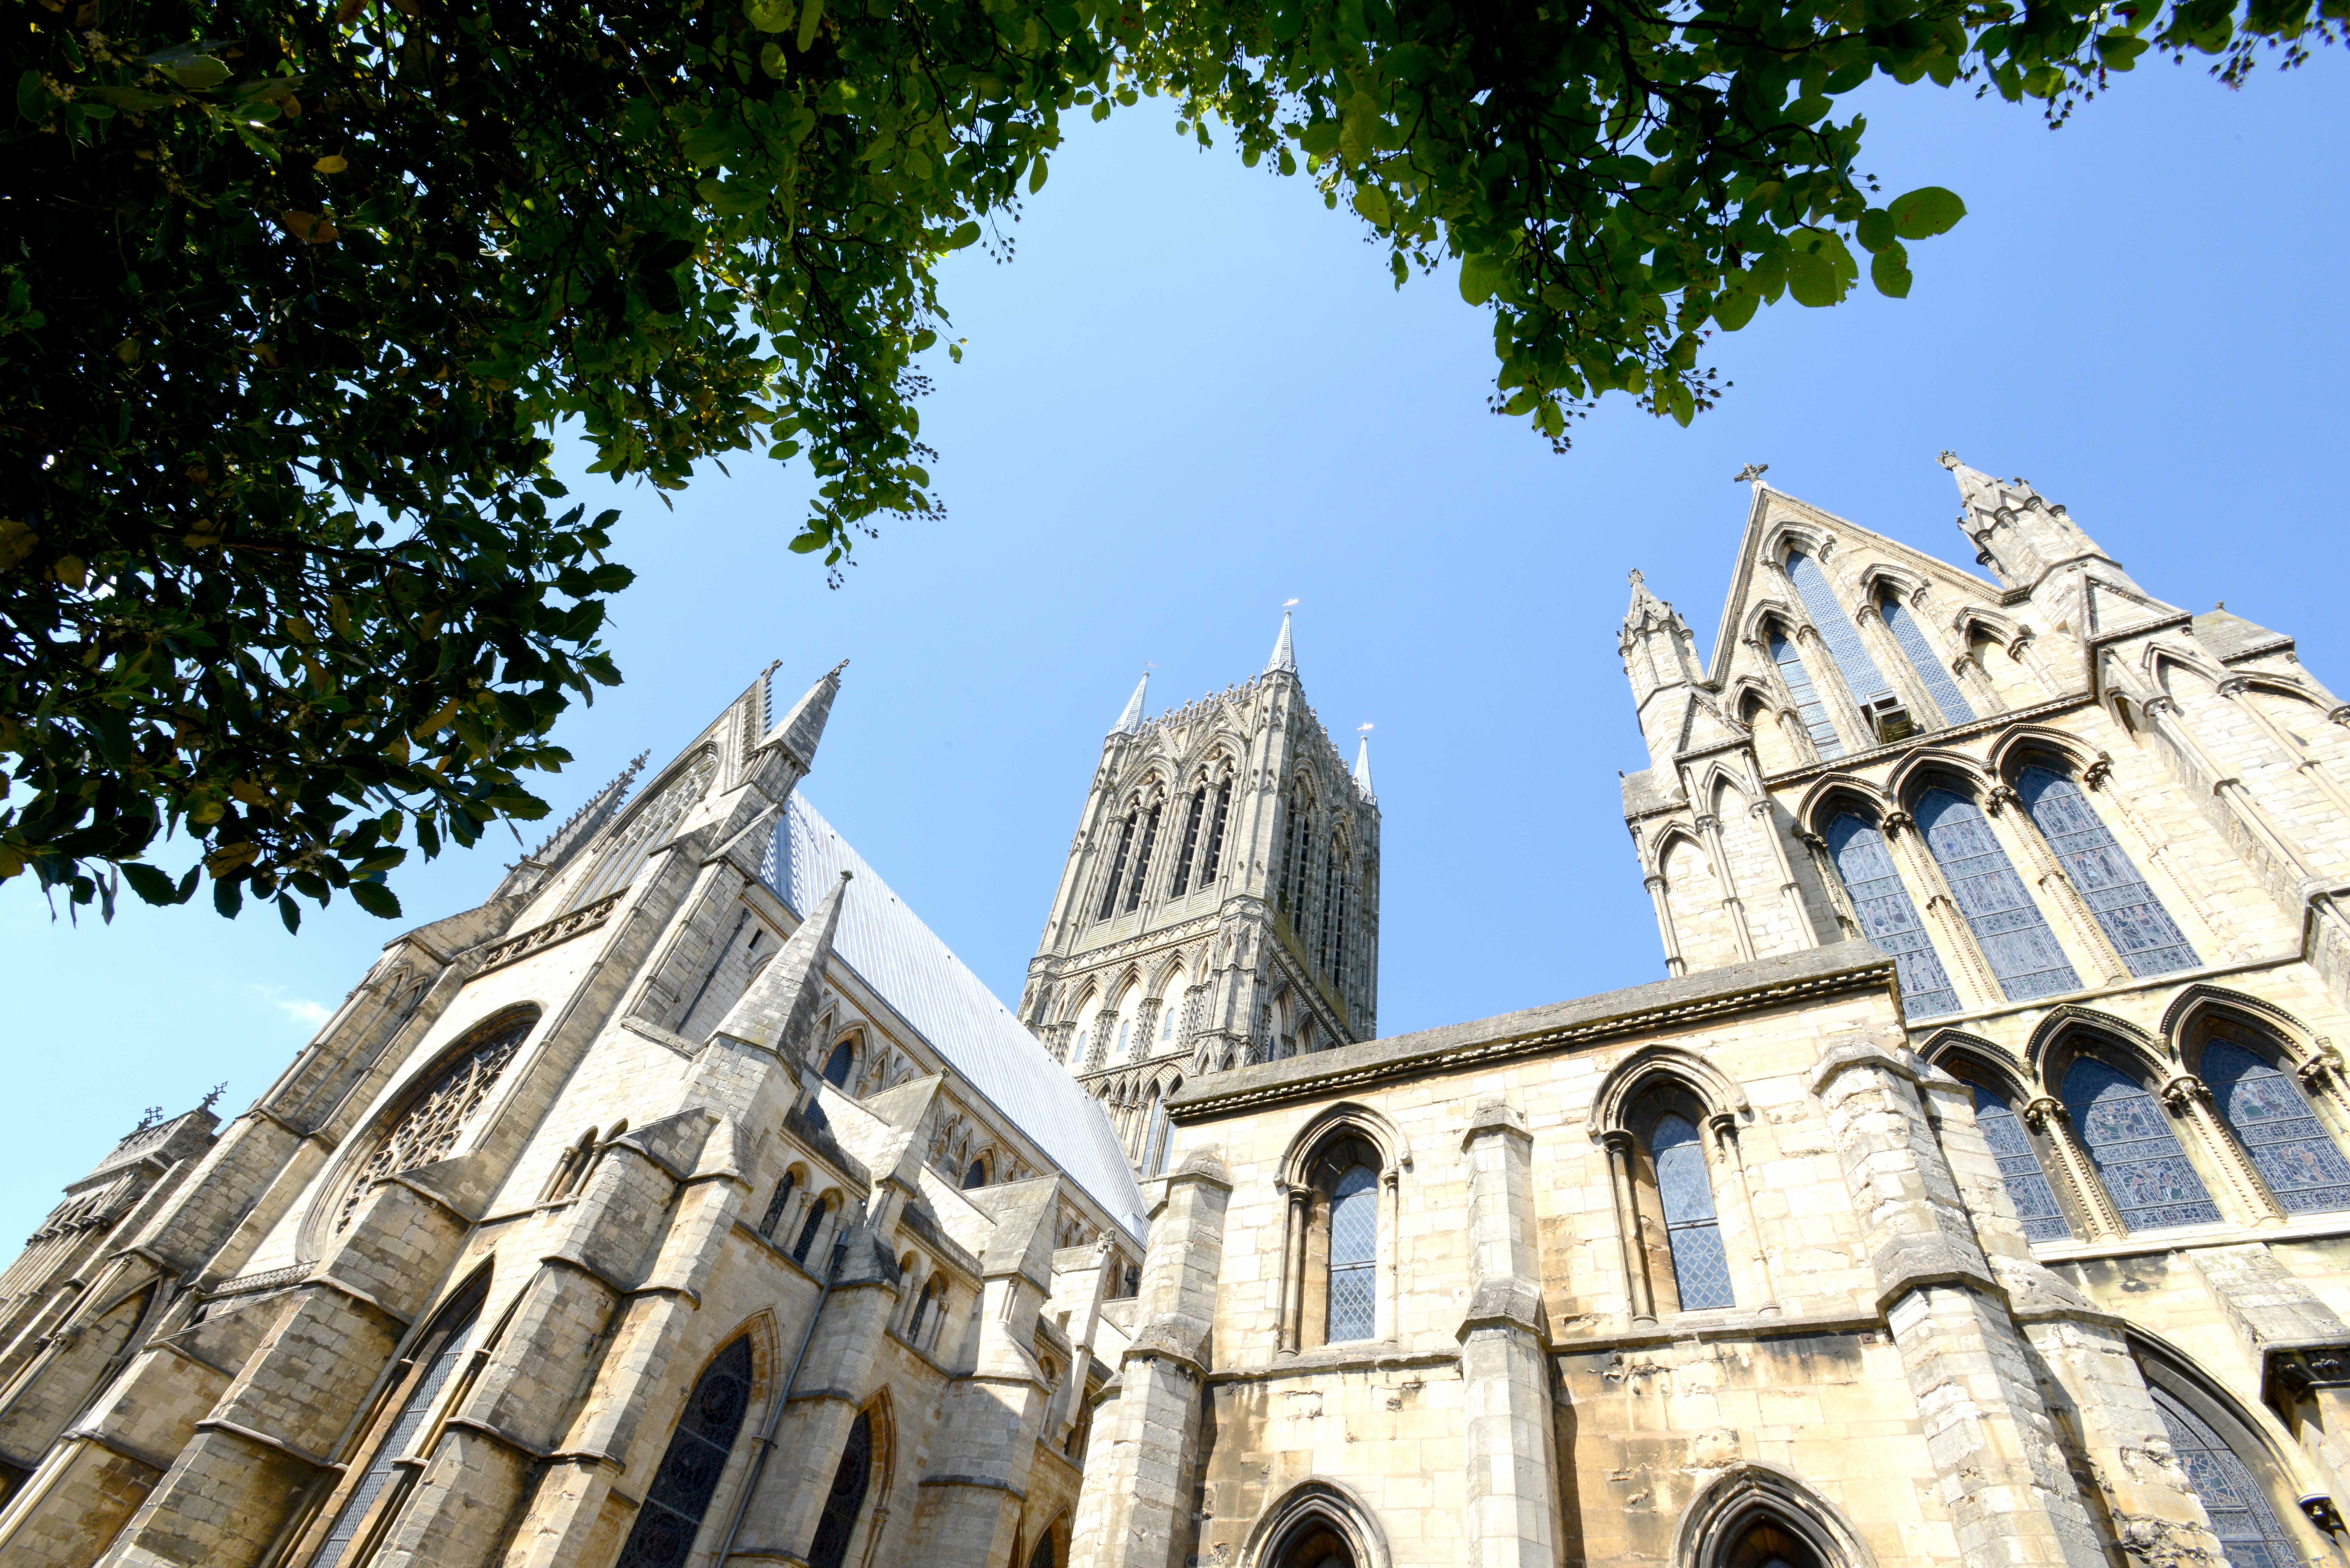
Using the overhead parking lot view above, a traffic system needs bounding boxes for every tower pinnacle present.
[1354,733,1377,803]
[1265,609,1298,675]
[1110,672,1149,736]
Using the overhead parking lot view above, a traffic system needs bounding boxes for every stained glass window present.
[2203,1040,2350,1214]
[822,1039,855,1089]
[1917,788,2081,1002]
[337,1014,534,1231]
[1768,629,1845,760]
[1970,1085,2070,1241]
[1785,552,1895,712]
[805,1410,875,1568]
[617,1337,754,1568]
[1652,1114,1734,1310]
[756,1172,796,1240]
[312,1289,483,1568]
[1880,593,1975,725]
[1825,814,1960,1017]
[2150,1385,2299,1568]
[2017,766,2198,978]
[2064,1058,2221,1230]
[1325,1164,1378,1342]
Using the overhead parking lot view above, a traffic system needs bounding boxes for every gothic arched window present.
[1319,837,1342,977]
[1097,809,1138,921]
[2148,1383,2299,1568]
[1325,1164,1378,1343]
[1879,591,1975,726]
[1170,787,1207,897]
[1916,788,2079,1001]
[1650,1114,1734,1311]
[1967,1084,2071,1241]
[908,1275,943,1344]
[1200,780,1232,885]
[792,1193,837,1266]
[2016,765,2197,977]
[1824,813,1959,1017]
[1724,1516,1826,1568]
[1278,788,1310,916]
[615,1336,754,1568]
[806,1411,875,1568]
[337,1011,537,1232]
[961,1157,989,1190]
[1124,798,1164,914]
[2063,1057,2221,1230]
[2202,1039,2350,1215]
[1768,628,1844,760]
[1784,551,1895,717]
[1028,1523,1059,1568]
[310,1278,488,1568]
[822,1038,856,1089]
[756,1171,798,1240]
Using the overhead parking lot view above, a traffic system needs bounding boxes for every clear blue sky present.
[5,55,2344,1243]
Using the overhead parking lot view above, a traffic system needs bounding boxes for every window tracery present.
[2016,764,2197,978]
[1769,627,1844,759]
[572,750,717,910]
[2063,1057,2221,1230]
[1916,787,2079,1001]
[2202,1039,2350,1214]
[1824,812,1959,1017]
[1879,591,1975,726]
[615,1336,754,1568]
[1651,1113,1734,1311]
[336,1013,535,1232]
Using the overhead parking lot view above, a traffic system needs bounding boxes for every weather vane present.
[1732,463,1769,485]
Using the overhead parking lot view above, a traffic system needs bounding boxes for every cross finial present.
[1937,450,1962,469]
[1627,569,1644,587]
[1732,463,1769,485]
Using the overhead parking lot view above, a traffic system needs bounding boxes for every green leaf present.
[350,879,402,919]
[744,0,792,31]
[1712,289,1760,331]
[1352,186,1390,228]
[1888,186,1967,241]
[142,44,230,91]
[795,0,824,52]
[87,86,182,111]
[277,893,302,934]
[1870,247,1913,298]
[119,862,187,905]
[1855,209,1896,254]
[788,528,829,554]
[945,220,982,250]
[1786,248,1840,308]
[1459,253,1504,306]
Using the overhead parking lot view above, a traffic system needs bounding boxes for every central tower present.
[1019,613,1380,1177]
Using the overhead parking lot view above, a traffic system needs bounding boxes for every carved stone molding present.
[475,893,624,974]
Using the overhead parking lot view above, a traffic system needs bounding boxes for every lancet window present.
[822,1038,856,1089]
[1124,798,1164,914]
[1280,1126,1391,1351]
[1097,809,1138,921]
[1768,627,1844,760]
[1823,813,1958,1017]
[1966,1083,2071,1241]
[1278,787,1310,917]
[756,1171,798,1240]
[1784,551,1896,720]
[1200,779,1232,885]
[1170,786,1206,897]
[1879,591,1975,725]
[2202,1039,2350,1215]
[1916,788,2079,1001]
[2063,1057,2221,1230]
[309,1278,489,1568]
[615,1337,754,1568]
[806,1411,876,1568]
[1650,1113,1734,1310]
[1319,837,1343,979]
[1325,1164,1378,1342]
[2016,765,2197,977]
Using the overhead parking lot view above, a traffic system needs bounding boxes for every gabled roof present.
[1705,482,2003,687]
[762,794,1149,1237]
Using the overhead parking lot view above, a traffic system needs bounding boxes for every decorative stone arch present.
[1183,735,1247,786]
[1644,819,1708,879]
[1586,1044,1751,1142]
[1672,1461,1876,1568]
[1948,602,2027,652]
[1724,674,1785,726]
[2126,1328,2340,1559]
[1883,747,1997,812]
[1275,1104,1409,1350]
[817,1025,866,1091]
[1589,1044,1766,1320]
[2024,1004,2172,1088]
[1982,723,2103,785]
[959,1145,998,1189]
[1853,560,1931,610]
[1694,763,1750,816]
[1146,949,1189,1001]
[2226,670,2336,710]
[1737,597,1806,659]
[1914,1029,2031,1099]
[1790,774,1892,841]
[1759,517,1838,572]
[2142,640,2233,699]
[1239,1477,1391,1568]
[1279,1103,1411,1188]
[2160,984,2324,1073]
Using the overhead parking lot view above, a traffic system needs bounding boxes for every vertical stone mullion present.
[2023,1097,2127,1242]
[1985,785,2127,988]
[1886,812,2004,1010]
[2082,755,2241,964]
[1643,871,1685,979]
[2158,1075,2283,1228]
[1599,1131,1656,1326]
[1708,1113,1779,1314]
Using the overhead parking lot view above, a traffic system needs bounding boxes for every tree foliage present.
[5,0,2337,925]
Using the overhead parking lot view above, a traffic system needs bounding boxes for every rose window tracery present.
[335,1014,534,1231]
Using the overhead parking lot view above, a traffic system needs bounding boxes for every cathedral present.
[3,456,2349,1568]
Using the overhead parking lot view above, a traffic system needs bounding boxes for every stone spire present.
[1354,735,1376,804]
[764,659,847,769]
[1265,609,1298,675]
[1620,569,1708,775]
[525,750,649,869]
[1111,672,1149,736]
[710,870,851,1067]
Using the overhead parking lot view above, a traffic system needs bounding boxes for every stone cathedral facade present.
[5,454,2350,1568]
[1077,457,2350,1568]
